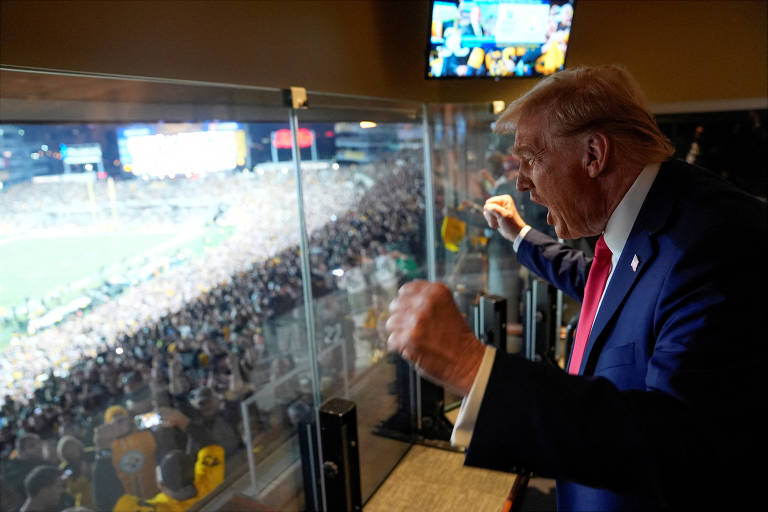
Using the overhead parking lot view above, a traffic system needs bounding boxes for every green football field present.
[0,224,233,351]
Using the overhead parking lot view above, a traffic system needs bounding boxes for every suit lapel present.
[578,161,679,375]
[578,232,654,373]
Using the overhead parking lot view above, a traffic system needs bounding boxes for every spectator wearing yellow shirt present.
[57,436,94,509]
[112,444,225,512]
[112,408,225,512]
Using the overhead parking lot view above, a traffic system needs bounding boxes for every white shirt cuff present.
[512,225,532,252]
[450,345,497,449]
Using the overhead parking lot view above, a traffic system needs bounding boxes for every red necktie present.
[568,235,612,375]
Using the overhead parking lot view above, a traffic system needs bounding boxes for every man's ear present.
[583,132,610,178]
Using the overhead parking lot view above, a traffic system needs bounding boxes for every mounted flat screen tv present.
[426,0,576,79]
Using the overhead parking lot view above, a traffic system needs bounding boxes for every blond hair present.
[495,65,674,166]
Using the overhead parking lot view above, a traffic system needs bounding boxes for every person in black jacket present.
[1,433,46,510]
[16,465,74,512]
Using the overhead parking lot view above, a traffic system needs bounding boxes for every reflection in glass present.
[298,117,426,502]
[427,104,561,361]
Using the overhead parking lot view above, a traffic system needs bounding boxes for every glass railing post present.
[418,103,439,431]
[422,108,437,283]
[289,105,327,510]
[555,237,566,365]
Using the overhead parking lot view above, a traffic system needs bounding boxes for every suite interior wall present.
[1,0,766,105]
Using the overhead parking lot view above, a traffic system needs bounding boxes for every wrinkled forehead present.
[511,111,550,156]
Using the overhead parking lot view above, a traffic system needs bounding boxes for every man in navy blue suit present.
[386,65,766,510]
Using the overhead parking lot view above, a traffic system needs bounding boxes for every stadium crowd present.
[0,172,247,236]
[1,167,357,399]
[0,150,426,511]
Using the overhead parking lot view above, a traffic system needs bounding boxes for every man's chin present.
[548,212,568,239]
[552,222,577,240]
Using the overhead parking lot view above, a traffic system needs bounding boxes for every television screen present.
[426,0,576,79]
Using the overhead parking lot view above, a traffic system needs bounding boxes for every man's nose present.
[516,170,532,192]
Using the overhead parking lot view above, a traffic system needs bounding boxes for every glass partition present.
[0,69,318,511]
[0,68,596,512]
[295,93,425,502]
[426,103,569,370]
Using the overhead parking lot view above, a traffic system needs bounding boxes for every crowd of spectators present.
[0,172,249,236]
[1,166,358,400]
[0,150,426,511]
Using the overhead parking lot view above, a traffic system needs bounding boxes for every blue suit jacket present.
[465,160,767,510]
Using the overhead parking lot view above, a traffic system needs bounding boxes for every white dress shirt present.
[451,162,661,449]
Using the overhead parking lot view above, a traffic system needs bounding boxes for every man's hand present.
[93,416,132,449]
[484,194,527,241]
[93,423,115,450]
[158,407,190,430]
[386,281,486,396]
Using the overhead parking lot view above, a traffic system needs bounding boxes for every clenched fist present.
[386,280,486,396]
[483,194,527,241]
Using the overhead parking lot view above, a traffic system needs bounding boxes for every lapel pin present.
[630,254,640,272]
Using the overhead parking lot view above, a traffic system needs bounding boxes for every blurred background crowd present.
[0,149,426,511]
